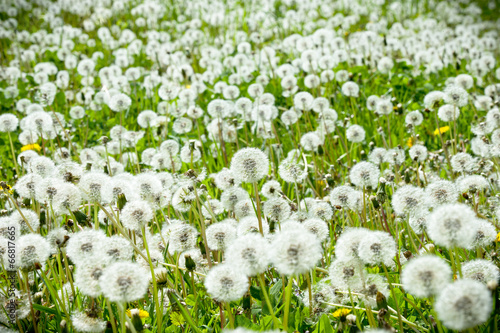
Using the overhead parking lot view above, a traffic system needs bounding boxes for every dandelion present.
[66,229,107,265]
[462,259,499,285]
[401,255,452,298]
[204,264,249,302]
[263,197,291,221]
[120,200,154,230]
[329,258,364,290]
[71,311,107,333]
[433,126,450,135]
[408,144,427,162]
[341,81,359,98]
[425,180,458,206]
[335,228,372,261]
[17,234,50,270]
[21,143,41,152]
[346,124,365,143]
[166,222,198,253]
[206,221,237,251]
[108,93,132,112]
[99,261,150,303]
[278,157,308,183]
[230,148,269,183]
[392,185,427,216]
[426,203,477,248]
[357,231,396,267]
[434,279,492,330]
[0,113,19,132]
[349,161,380,189]
[74,257,107,297]
[271,229,322,276]
[226,234,271,276]
[444,85,469,107]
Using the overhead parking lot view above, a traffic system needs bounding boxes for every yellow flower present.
[433,126,450,136]
[0,182,13,194]
[126,309,149,319]
[332,308,351,318]
[21,143,41,152]
[185,84,191,89]
[407,137,415,148]
[496,232,500,242]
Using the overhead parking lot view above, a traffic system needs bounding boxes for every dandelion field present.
[1,0,500,332]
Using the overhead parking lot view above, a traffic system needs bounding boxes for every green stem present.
[283,276,294,332]
[258,273,279,328]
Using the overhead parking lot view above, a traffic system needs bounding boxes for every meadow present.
[0,0,500,332]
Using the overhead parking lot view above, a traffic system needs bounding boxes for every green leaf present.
[170,312,185,326]
[185,294,196,307]
[236,315,259,330]
[32,304,60,316]
[250,285,262,301]
[72,211,89,224]
[318,314,334,333]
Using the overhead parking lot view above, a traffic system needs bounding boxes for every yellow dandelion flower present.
[185,84,191,89]
[433,126,450,136]
[0,182,13,194]
[332,308,351,318]
[407,137,415,148]
[126,309,149,319]
[21,143,41,152]
[496,232,500,242]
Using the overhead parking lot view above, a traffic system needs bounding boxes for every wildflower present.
[66,229,107,265]
[462,259,500,285]
[434,279,492,330]
[166,222,198,254]
[341,81,359,98]
[225,233,271,276]
[17,234,50,270]
[332,308,351,318]
[357,230,396,267]
[237,216,270,236]
[392,185,427,217]
[278,156,308,183]
[405,111,423,126]
[329,258,364,290]
[204,264,249,302]
[346,124,365,143]
[444,85,469,107]
[99,261,151,303]
[120,200,154,230]
[335,228,372,261]
[71,311,107,333]
[221,187,250,211]
[206,221,237,251]
[468,219,496,249]
[433,126,450,135]
[349,161,380,189]
[263,197,291,221]
[271,229,322,276]
[261,180,282,198]
[401,255,452,298]
[74,257,107,297]
[426,203,477,248]
[126,309,149,319]
[99,235,134,263]
[0,113,19,132]
[303,218,329,242]
[409,144,427,162]
[230,148,269,183]
[425,180,458,207]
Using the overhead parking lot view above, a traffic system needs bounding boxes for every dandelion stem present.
[258,273,280,328]
[283,275,294,332]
